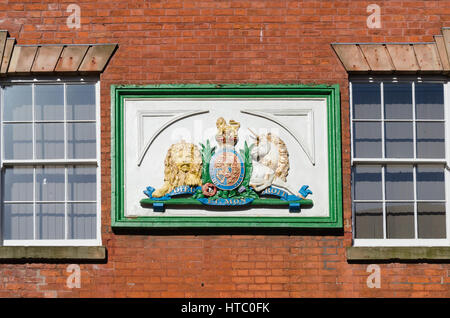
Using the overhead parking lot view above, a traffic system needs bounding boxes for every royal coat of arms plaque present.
[112,85,343,228]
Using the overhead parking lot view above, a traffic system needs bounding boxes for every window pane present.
[353,122,382,158]
[353,165,382,200]
[3,123,33,160]
[386,202,414,238]
[416,122,445,159]
[35,84,64,120]
[68,203,96,239]
[3,204,34,240]
[1,83,99,243]
[415,83,444,120]
[3,85,32,121]
[67,123,96,159]
[35,166,65,202]
[384,82,412,119]
[35,123,64,159]
[68,166,96,201]
[36,203,65,240]
[66,84,96,120]
[416,165,445,201]
[385,165,414,200]
[385,122,413,158]
[352,83,381,119]
[4,167,33,202]
[418,202,446,239]
[354,202,383,239]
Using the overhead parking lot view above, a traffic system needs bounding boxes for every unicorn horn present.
[248,128,259,139]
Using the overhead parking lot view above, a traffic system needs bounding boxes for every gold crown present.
[215,117,240,146]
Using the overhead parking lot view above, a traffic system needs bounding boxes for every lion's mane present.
[152,141,203,197]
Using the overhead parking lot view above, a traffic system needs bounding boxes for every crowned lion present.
[152,140,203,197]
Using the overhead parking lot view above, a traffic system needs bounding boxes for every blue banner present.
[260,186,289,200]
[167,185,200,196]
[144,185,201,201]
[260,185,312,201]
[197,198,254,206]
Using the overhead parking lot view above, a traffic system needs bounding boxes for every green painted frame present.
[111,84,342,228]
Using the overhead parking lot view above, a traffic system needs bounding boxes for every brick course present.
[0,0,450,298]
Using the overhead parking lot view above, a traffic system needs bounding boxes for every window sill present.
[0,246,106,262]
[347,246,450,262]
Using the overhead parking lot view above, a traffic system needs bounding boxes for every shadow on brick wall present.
[112,227,344,237]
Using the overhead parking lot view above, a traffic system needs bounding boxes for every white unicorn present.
[248,130,297,195]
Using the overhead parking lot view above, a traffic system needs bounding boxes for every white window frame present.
[350,75,450,247]
[0,76,101,247]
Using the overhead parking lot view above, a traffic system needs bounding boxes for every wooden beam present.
[0,37,15,75]
[55,45,89,72]
[8,46,38,73]
[385,44,419,71]
[359,44,394,71]
[434,35,450,71]
[78,44,117,72]
[413,43,443,71]
[331,44,370,71]
[441,28,450,71]
[31,45,63,72]
[0,31,8,68]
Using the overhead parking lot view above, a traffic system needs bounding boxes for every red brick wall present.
[0,0,450,298]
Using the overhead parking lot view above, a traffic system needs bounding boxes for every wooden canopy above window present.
[0,30,117,75]
[332,28,450,73]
